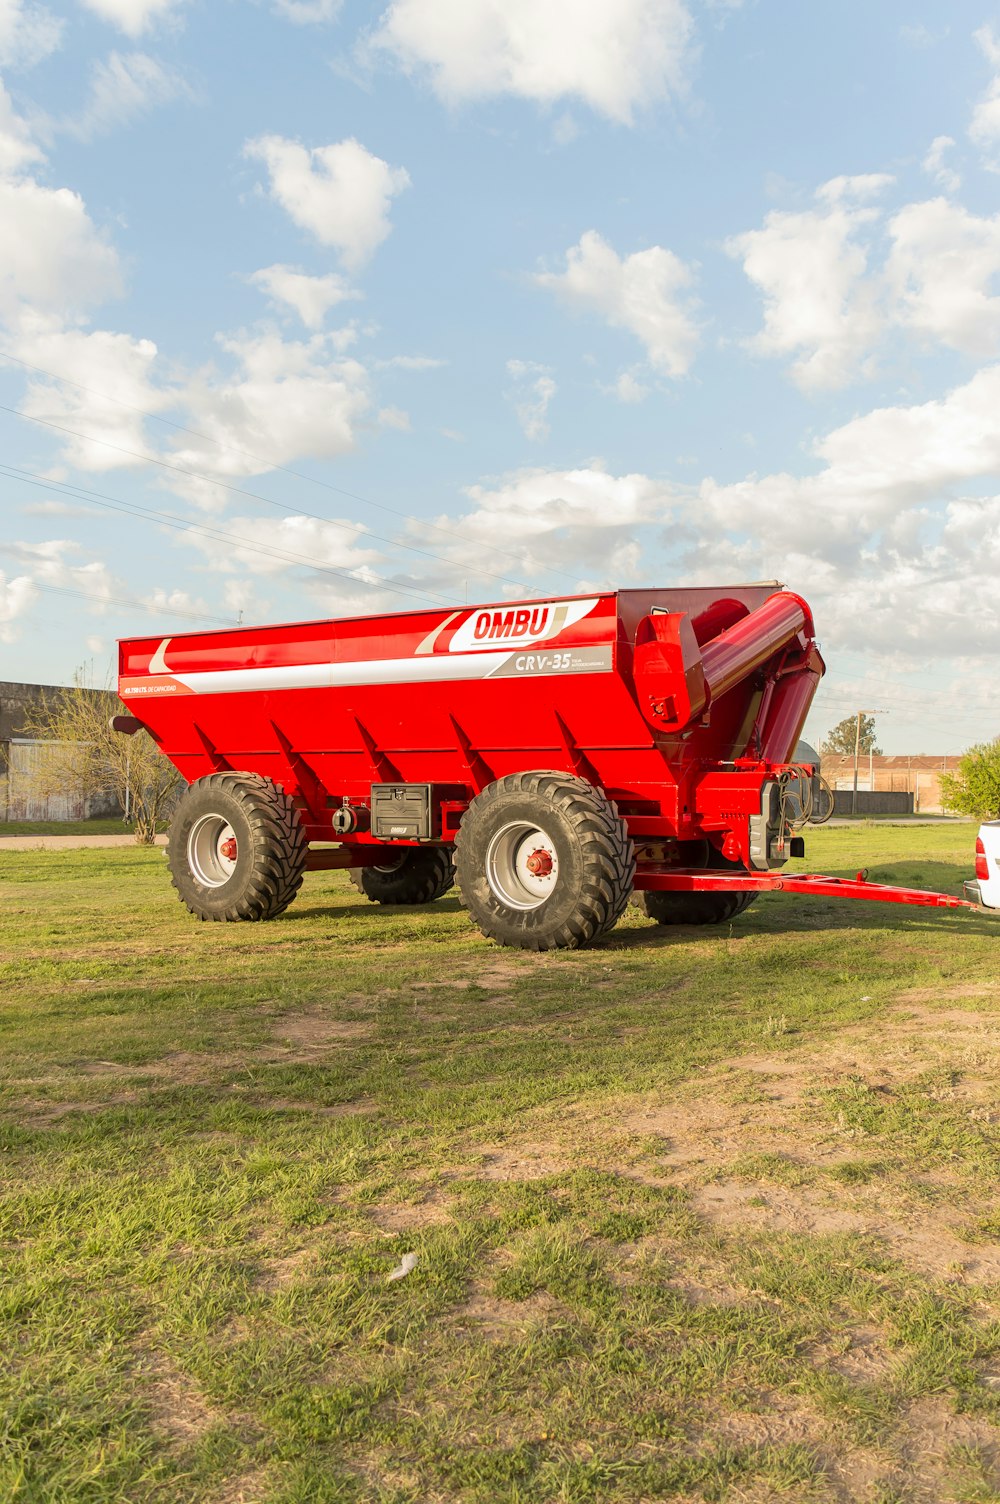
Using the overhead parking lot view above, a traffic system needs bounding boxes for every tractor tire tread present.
[454,771,635,951]
[348,847,455,905]
[168,772,307,922]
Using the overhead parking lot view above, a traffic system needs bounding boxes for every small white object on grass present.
[388,1252,418,1282]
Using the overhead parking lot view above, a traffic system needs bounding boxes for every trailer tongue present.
[117,584,989,949]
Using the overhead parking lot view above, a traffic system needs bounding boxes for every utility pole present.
[852,709,889,816]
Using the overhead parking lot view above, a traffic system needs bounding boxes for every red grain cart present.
[117,584,983,949]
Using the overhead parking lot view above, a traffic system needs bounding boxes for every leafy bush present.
[940,737,1000,820]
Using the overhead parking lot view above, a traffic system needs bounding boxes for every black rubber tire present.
[633,850,757,927]
[347,847,454,905]
[454,772,635,951]
[167,772,307,922]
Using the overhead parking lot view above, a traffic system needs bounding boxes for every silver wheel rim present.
[188,813,238,888]
[485,821,559,910]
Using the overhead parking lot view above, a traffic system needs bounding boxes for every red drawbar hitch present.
[633,867,982,911]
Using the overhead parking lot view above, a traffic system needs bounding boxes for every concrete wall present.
[820,753,957,813]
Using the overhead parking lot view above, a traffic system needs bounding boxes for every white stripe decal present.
[171,652,514,696]
[158,645,614,696]
[148,637,172,674]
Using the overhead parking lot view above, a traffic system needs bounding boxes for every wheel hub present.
[525,847,553,877]
[485,822,559,910]
[188,814,239,888]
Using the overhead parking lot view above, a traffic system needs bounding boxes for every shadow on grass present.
[284,858,996,946]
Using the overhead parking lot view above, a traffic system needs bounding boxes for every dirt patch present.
[20,1092,145,1124]
[257,1245,318,1292]
[894,986,996,1006]
[410,979,474,991]
[451,1289,563,1335]
[371,1193,453,1234]
[21,1012,375,1098]
[474,1145,569,1181]
[468,959,526,990]
[142,1353,218,1443]
[711,1393,827,1450]
[253,1096,377,1117]
[693,1179,1000,1281]
[805,1323,895,1384]
[895,1396,1000,1499]
[212,1469,272,1504]
[271,1011,371,1049]
[626,999,1000,1168]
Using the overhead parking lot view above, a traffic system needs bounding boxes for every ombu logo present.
[445,597,600,654]
[474,605,554,641]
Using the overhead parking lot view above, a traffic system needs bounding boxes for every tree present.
[21,672,181,843]
[822,713,882,757]
[940,737,1000,820]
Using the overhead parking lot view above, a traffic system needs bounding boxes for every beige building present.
[819,754,958,814]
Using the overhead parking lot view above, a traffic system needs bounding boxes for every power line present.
[31,581,238,626]
[0,463,464,610]
[0,399,542,597]
[0,350,584,586]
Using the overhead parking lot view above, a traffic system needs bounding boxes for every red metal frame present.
[633,867,982,911]
[117,585,981,920]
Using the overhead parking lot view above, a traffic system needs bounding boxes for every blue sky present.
[1,0,999,754]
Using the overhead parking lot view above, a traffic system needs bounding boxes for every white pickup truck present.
[967,821,1000,909]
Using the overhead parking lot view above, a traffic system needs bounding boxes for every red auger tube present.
[699,591,811,706]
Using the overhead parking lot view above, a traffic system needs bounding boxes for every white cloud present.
[376,353,445,370]
[245,134,410,271]
[248,263,360,329]
[77,0,188,39]
[922,134,960,194]
[377,404,410,430]
[272,0,341,21]
[971,25,1000,166]
[550,112,578,147]
[535,230,699,376]
[12,323,168,469]
[168,330,371,494]
[0,178,122,323]
[416,463,678,583]
[0,569,37,641]
[687,367,1000,656]
[899,22,939,49]
[3,538,118,611]
[181,512,382,578]
[726,175,889,390]
[418,363,1000,672]
[887,198,1000,356]
[730,176,1000,382]
[6,312,372,496]
[505,358,556,440]
[368,0,694,124]
[612,369,648,403]
[811,362,1000,500]
[20,499,96,516]
[68,49,190,139]
[0,0,62,68]
[0,78,42,172]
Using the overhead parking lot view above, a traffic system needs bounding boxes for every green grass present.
[1,824,998,1502]
[0,818,140,836]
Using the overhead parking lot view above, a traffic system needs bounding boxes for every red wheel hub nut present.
[220,837,238,861]
[525,847,553,877]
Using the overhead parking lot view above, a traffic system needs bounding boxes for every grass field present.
[1,824,998,1504]
[0,819,139,837]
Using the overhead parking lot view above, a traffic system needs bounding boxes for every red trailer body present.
[117,584,983,949]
